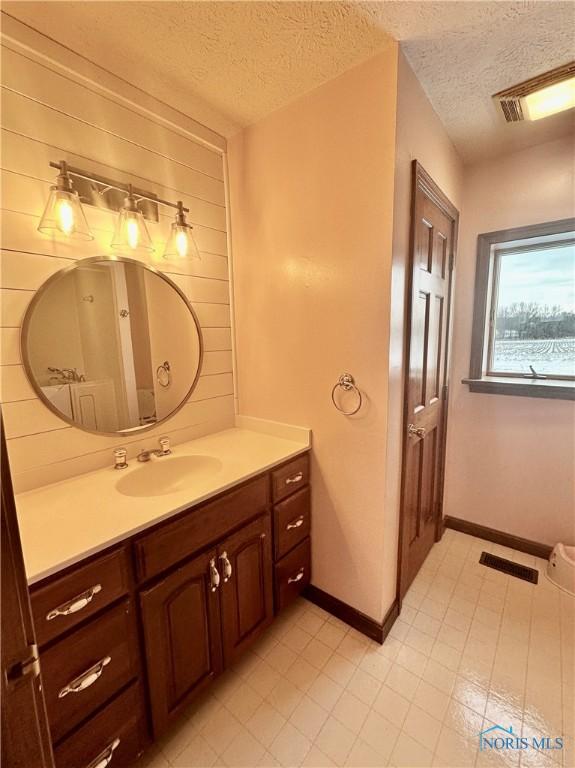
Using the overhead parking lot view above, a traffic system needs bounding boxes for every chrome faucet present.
[137,437,171,462]
[113,447,128,470]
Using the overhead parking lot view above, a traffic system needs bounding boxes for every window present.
[466,218,575,400]
[488,240,575,379]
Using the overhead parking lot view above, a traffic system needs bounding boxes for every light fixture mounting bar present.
[49,161,189,214]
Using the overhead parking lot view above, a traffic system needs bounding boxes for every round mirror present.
[22,257,203,435]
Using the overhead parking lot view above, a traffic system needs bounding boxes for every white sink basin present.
[116,455,223,497]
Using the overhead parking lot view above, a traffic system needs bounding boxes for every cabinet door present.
[219,515,273,667]
[139,549,223,737]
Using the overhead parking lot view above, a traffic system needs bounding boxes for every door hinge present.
[442,384,449,401]
[449,251,455,272]
[6,644,41,686]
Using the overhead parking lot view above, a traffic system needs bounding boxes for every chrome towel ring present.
[156,360,171,388]
[331,373,363,416]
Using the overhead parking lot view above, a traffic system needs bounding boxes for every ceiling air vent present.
[494,61,575,122]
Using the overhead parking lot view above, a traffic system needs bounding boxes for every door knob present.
[408,424,426,439]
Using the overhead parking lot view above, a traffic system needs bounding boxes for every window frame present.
[465,217,575,400]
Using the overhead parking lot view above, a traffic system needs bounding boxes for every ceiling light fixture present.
[38,161,93,240]
[494,61,575,122]
[111,184,154,253]
[523,77,575,121]
[163,201,200,260]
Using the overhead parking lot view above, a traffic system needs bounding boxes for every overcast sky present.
[498,244,575,312]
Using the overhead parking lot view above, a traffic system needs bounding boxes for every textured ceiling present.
[3,1,574,163]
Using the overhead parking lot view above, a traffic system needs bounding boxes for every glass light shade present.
[111,208,154,252]
[38,188,93,240]
[163,223,201,260]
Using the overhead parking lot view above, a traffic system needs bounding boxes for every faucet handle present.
[158,437,171,455]
[113,447,128,470]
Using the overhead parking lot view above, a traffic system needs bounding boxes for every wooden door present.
[139,549,223,737]
[1,417,54,768]
[398,162,459,600]
[219,515,273,666]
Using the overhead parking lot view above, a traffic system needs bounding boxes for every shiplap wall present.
[0,31,235,492]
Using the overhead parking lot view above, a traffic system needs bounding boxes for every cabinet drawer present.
[31,547,131,647]
[42,600,139,744]
[272,454,309,503]
[273,487,311,560]
[274,538,311,612]
[54,682,147,768]
[135,475,269,582]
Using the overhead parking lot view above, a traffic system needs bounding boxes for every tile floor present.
[141,529,574,768]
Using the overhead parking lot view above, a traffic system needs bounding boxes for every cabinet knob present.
[209,558,221,592]
[286,516,305,531]
[58,656,111,698]
[86,737,121,768]
[285,472,303,485]
[46,584,102,621]
[219,552,232,582]
[288,567,305,584]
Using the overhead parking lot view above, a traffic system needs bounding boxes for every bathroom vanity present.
[16,426,311,767]
[11,252,312,766]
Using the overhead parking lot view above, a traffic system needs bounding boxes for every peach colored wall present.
[228,47,399,621]
[385,52,463,610]
[444,135,575,546]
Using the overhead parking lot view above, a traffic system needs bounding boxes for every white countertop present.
[16,419,310,585]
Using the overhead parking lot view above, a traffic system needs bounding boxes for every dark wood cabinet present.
[134,476,269,582]
[275,538,311,611]
[53,683,147,768]
[271,456,312,611]
[41,600,140,744]
[24,450,311,763]
[31,547,130,647]
[139,548,223,737]
[219,514,273,667]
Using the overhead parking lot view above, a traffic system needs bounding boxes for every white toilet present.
[547,543,575,595]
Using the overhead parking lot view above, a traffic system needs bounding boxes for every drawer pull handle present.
[219,551,232,582]
[86,737,121,768]
[285,472,303,486]
[46,584,102,621]
[209,558,220,592]
[286,516,305,531]
[288,568,305,584]
[58,656,111,698]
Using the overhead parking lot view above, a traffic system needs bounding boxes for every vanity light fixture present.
[38,161,93,240]
[163,201,200,260]
[111,184,154,253]
[38,161,200,259]
[494,61,575,122]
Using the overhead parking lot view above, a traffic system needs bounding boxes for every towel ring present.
[331,373,363,416]
[156,360,171,388]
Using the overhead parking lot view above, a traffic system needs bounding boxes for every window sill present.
[462,376,575,401]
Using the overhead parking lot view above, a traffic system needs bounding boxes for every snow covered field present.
[492,337,575,376]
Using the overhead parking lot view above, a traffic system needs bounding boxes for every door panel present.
[399,162,459,599]
[1,416,54,768]
[219,515,273,666]
[139,549,223,737]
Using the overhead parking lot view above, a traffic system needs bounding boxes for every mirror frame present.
[20,255,204,436]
